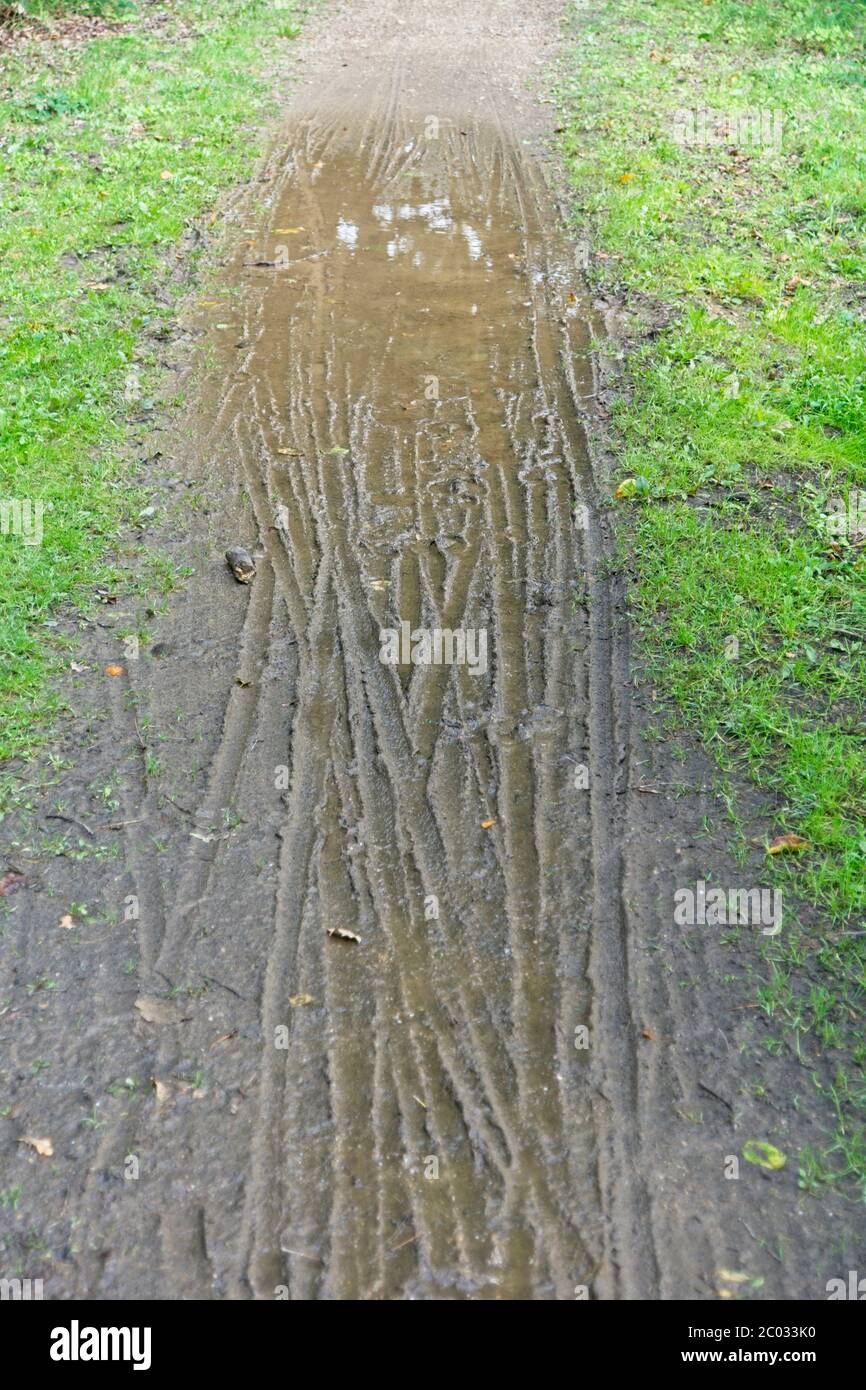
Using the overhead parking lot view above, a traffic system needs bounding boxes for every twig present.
[201,974,245,1001]
[46,812,94,838]
[699,1080,734,1113]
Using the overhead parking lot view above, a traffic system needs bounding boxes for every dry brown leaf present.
[20,1135,53,1157]
[640,1026,657,1042]
[0,871,25,898]
[152,1078,172,1105]
[135,995,180,1025]
[58,913,75,930]
[104,664,125,677]
[327,926,361,943]
[481,818,496,830]
[767,833,810,856]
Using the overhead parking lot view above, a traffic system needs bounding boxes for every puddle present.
[181,121,616,1299]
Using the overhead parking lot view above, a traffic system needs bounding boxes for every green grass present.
[0,0,307,761]
[557,0,866,1195]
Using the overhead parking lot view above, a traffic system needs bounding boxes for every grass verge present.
[0,0,307,762]
[557,0,865,1195]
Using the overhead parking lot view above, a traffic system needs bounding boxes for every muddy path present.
[1,0,861,1300]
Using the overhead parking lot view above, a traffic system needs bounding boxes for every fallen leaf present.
[767,833,810,856]
[135,995,180,1026]
[0,872,25,898]
[274,227,304,234]
[289,993,315,1007]
[152,1078,172,1104]
[159,170,173,180]
[19,1135,53,1157]
[104,664,124,677]
[481,818,496,830]
[640,1026,657,1041]
[325,446,349,456]
[743,1139,787,1170]
[369,578,390,591]
[619,172,635,183]
[615,476,650,500]
[717,1269,750,1284]
[58,913,75,930]
[327,926,361,943]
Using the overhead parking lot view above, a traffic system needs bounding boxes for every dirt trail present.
[1,0,861,1300]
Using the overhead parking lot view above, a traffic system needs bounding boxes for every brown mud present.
[0,0,861,1300]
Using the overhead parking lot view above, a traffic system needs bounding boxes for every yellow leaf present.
[743,1139,787,1170]
[289,993,315,1007]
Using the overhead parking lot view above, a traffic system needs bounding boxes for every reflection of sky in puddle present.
[336,216,359,249]
[338,196,489,268]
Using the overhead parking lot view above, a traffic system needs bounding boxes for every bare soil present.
[0,0,860,1300]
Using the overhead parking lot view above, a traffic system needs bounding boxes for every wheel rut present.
[158,28,619,1300]
[2,0,857,1304]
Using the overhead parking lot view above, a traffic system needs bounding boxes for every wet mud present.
[1,0,861,1300]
